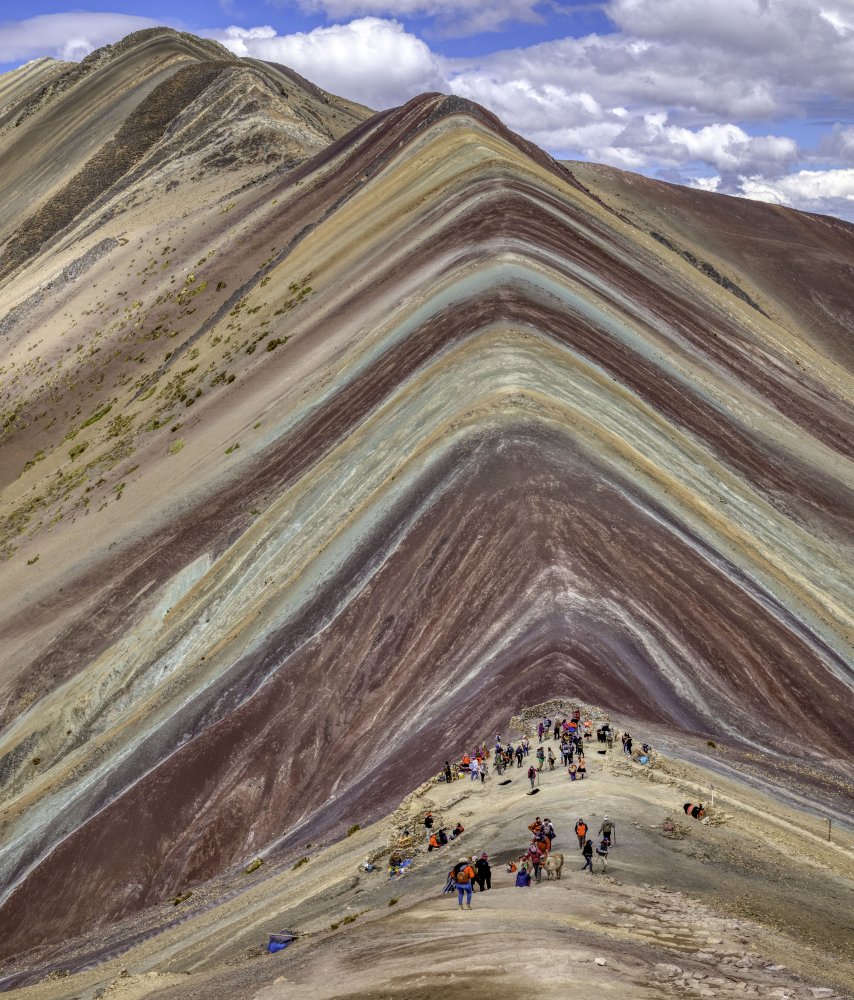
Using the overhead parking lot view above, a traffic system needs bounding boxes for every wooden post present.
[827,816,832,842]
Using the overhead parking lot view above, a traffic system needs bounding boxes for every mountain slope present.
[0,31,852,966]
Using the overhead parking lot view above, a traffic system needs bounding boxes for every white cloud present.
[273,0,548,35]
[2,3,853,221]
[740,168,854,210]
[0,13,165,64]
[218,18,445,108]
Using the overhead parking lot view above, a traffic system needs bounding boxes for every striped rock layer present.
[0,30,852,961]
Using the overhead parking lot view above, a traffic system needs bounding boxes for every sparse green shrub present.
[706,740,717,748]
[107,414,134,438]
[168,439,185,455]
[347,824,360,837]
[388,897,398,906]
[225,443,239,454]
[24,450,46,472]
[292,857,309,870]
[69,442,89,460]
[342,915,357,925]
[80,403,113,428]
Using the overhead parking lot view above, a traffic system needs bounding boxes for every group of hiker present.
[490,717,594,789]
[445,853,492,908]
[432,711,644,908]
[425,812,467,851]
[442,749,490,784]
[442,714,642,792]
[511,813,616,886]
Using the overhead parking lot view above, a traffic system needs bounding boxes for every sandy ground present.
[7,704,853,1000]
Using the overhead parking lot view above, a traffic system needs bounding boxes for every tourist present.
[581,839,594,873]
[574,818,587,848]
[598,816,616,845]
[527,764,537,790]
[475,853,491,891]
[577,753,586,779]
[451,858,476,909]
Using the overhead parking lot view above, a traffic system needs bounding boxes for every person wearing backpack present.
[451,858,476,909]
[527,764,537,790]
[596,838,609,872]
[536,746,545,771]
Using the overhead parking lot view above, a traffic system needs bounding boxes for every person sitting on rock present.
[450,822,465,839]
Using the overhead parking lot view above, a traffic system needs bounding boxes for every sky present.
[1,0,853,220]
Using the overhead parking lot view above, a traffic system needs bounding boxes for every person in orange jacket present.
[451,858,476,909]
[574,819,588,848]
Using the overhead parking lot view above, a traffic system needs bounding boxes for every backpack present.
[601,821,613,834]
[455,866,471,884]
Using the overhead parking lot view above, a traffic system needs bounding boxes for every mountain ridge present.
[0,28,851,976]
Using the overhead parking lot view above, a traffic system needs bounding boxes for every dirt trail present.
[9,708,854,1000]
